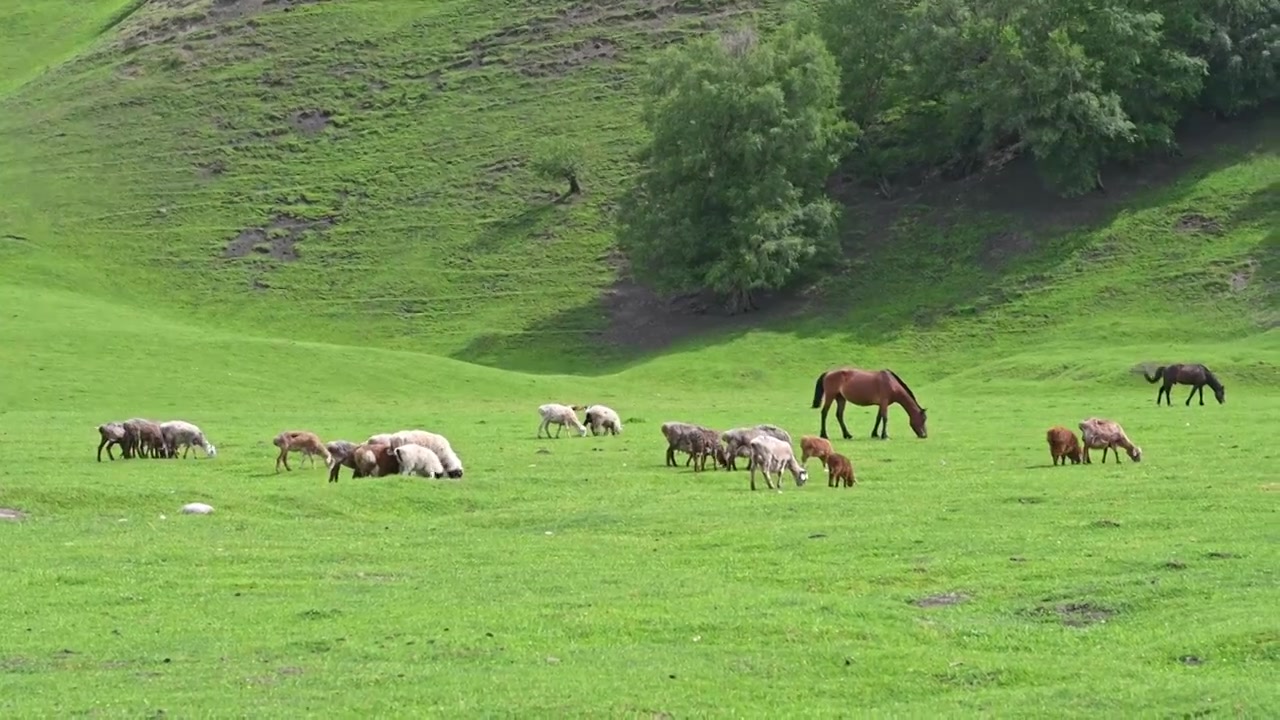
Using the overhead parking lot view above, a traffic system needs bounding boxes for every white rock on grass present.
[181,502,214,515]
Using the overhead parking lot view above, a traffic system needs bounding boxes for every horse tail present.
[1142,366,1165,384]
[887,369,918,403]
[811,372,828,409]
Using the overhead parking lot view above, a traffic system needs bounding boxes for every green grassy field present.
[1,0,1278,717]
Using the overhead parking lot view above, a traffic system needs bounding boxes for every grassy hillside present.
[0,1,1278,715]
[1,0,1268,373]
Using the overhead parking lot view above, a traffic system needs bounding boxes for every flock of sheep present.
[93,402,1150,492]
[95,418,216,461]
[539,402,854,492]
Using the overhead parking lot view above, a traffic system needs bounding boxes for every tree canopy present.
[616,25,853,313]
[615,0,1276,308]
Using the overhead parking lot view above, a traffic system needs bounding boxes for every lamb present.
[800,435,835,466]
[583,404,623,436]
[159,420,217,459]
[96,422,127,462]
[353,442,400,477]
[660,421,726,471]
[1078,417,1142,464]
[747,435,809,491]
[826,452,856,487]
[721,424,793,470]
[1046,426,1083,466]
[273,430,332,473]
[392,444,446,479]
[385,429,465,478]
[537,403,587,438]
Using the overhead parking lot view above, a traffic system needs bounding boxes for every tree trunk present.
[567,173,581,195]
[727,288,757,314]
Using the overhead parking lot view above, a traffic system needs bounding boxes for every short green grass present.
[1,0,1278,716]
[1,282,1278,717]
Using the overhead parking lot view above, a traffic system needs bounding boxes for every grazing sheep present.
[326,441,364,483]
[800,435,835,466]
[96,422,127,462]
[365,433,395,446]
[392,444,446,479]
[1078,417,1142,464]
[135,420,169,459]
[538,403,587,438]
[385,429,465,479]
[1046,426,1083,466]
[326,440,357,466]
[273,430,332,473]
[721,424,792,470]
[748,435,809,491]
[660,421,726,470]
[826,452,856,487]
[159,420,217,459]
[583,405,623,436]
[353,442,400,477]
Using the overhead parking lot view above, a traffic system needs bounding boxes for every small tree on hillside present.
[616,24,854,313]
[532,140,584,198]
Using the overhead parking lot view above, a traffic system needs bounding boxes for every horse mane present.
[886,370,919,404]
[1202,366,1224,391]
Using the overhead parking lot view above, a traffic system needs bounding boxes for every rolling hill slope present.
[1,3,1279,716]
[0,0,1271,374]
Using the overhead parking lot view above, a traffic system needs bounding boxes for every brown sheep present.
[353,442,400,478]
[800,435,834,466]
[1046,426,1082,465]
[135,420,168,459]
[661,422,726,470]
[273,430,332,473]
[826,453,856,487]
[1079,418,1142,464]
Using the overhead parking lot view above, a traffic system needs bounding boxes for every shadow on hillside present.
[457,110,1278,375]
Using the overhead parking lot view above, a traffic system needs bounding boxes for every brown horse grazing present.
[1143,363,1225,406]
[811,368,928,440]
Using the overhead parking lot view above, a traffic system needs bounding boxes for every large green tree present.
[616,25,853,313]
[812,0,1275,196]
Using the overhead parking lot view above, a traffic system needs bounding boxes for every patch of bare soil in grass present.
[1024,601,1116,627]
[287,109,332,135]
[222,214,334,262]
[1175,213,1222,234]
[0,508,26,521]
[116,0,329,48]
[446,0,745,76]
[521,38,620,77]
[912,592,970,608]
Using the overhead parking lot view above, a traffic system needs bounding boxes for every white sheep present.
[537,403,587,438]
[386,429,465,478]
[1078,417,1142,463]
[365,433,395,446]
[583,404,623,436]
[748,435,808,491]
[160,420,217,459]
[392,444,446,478]
[721,424,792,470]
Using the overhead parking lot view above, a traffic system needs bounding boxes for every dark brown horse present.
[1143,363,1225,406]
[811,368,928,440]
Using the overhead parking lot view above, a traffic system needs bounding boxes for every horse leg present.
[870,397,890,438]
[834,397,853,440]
[1196,385,1205,405]
[819,397,835,439]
